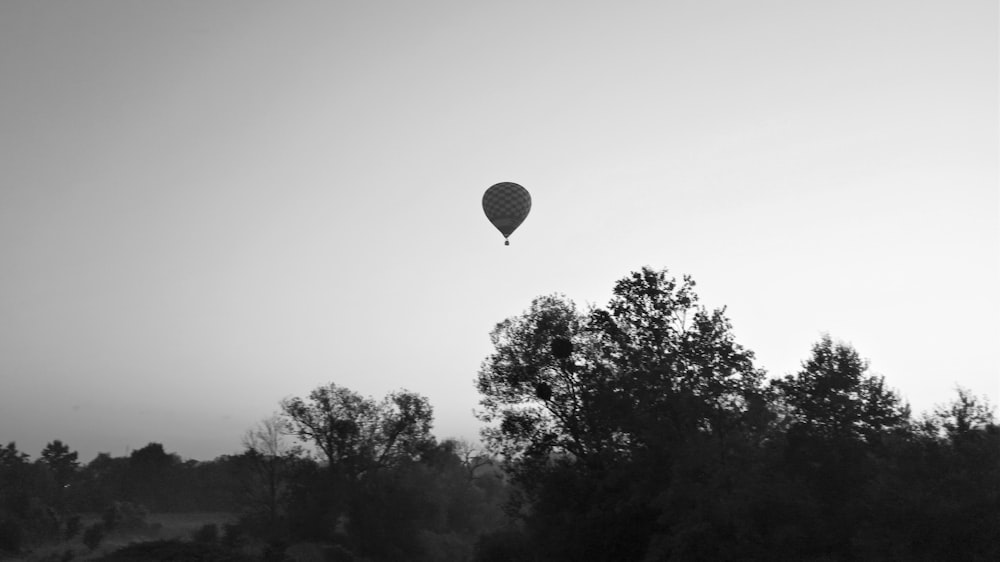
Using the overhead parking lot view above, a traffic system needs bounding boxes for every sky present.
[1,1,996,463]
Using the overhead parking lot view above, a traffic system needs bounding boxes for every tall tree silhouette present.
[476,267,767,560]
[126,443,179,511]
[239,414,302,529]
[773,335,908,442]
[765,336,908,558]
[39,440,79,509]
[39,440,78,488]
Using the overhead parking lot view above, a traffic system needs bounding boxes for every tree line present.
[1,266,997,561]
[474,267,998,561]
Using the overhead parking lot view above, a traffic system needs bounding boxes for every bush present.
[101,501,149,534]
[221,522,243,548]
[64,514,81,541]
[23,503,61,544]
[82,523,104,551]
[0,516,24,553]
[192,523,218,544]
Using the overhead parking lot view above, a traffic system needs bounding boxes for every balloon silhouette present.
[482,182,531,245]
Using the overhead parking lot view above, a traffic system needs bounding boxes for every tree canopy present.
[281,383,434,478]
[475,267,999,561]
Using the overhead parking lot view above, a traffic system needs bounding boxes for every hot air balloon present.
[482,182,531,245]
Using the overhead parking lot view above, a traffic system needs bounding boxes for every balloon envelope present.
[482,182,531,244]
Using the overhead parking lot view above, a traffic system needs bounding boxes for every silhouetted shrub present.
[192,523,219,544]
[235,510,292,544]
[21,502,62,544]
[82,523,104,551]
[0,516,24,553]
[101,501,148,534]
[221,522,243,548]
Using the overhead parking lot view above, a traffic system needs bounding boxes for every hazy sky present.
[1,1,996,463]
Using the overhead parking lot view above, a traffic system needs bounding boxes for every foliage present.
[67,447,247,514]
[82,523,104,551]
[4,267,998,561]
[39,440,79,488]
[0,515,25,553]
[344,439,505,561]
[854,390,1000,561]
[102,501,150,534]
[123,443,180,512]
[267,436,507,560]
[478,269,765,470]
[235,414,303,530]
[281,383,434,479]
[64,514,81,541]
[475,267,998,560]
[771,335,909,442]
[0,441,32,518]
[476,267,767,559]
[930,386,995,436]
[1,441,85,550]
[192,523,219,544]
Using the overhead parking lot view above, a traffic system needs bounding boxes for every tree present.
[75,453,128,512]
[772,335,909,443]
[477,267,765,470]
[0,442,29,472]
[344,439,509,561]
[125,443,180,511]
[857,388,999,560]
[278,384,434,549]
[0,442,32,517]
[930,386,995,438]
[475,267,768,560]
[281,383,434,479]
[239,414,302,528]
[766,336,910,558]
[451,438,495,483]
[39,440,79,490]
